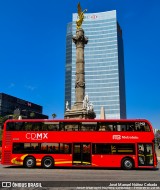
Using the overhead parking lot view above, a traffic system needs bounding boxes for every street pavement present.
[0,148,159,190]
[0,162,159,190]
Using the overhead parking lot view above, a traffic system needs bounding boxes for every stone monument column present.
[64,3,96,119]
[72,28,88,110]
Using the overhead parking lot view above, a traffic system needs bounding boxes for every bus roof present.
[4,118,152,124]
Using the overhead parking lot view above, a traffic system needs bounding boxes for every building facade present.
[0,93,48,119]
[65,10,126,119]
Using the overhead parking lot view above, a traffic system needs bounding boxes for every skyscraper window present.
[65,10,126,119]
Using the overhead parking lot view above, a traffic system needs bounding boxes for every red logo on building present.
[27,102,32,107]
[91,15,97,19]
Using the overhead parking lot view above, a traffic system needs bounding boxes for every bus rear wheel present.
[24,157,36,168]
[42,157,54,169]
[122,158,134,170]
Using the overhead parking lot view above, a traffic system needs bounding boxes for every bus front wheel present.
[122,158,134,170]
[42,157,54,169]
[24,157,36,168]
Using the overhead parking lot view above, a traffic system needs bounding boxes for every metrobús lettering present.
[122,136,139,140]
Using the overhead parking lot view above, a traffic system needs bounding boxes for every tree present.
[0,115,9,129]
[30,112,36,118]
[12,114,20,119]
[155,130,160,145]
[52,113,57,119]
[0,130,2,145]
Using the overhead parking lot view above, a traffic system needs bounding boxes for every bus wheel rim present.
[124,160,132,168]
[44,159,52,167]
[27,159,34,167]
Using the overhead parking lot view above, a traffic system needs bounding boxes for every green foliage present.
[0,130,2,145]
[52,113,57,119]
[12,114,19,119]
[30,112,36,118]
[0,115,8,126]
[155,130,160,145]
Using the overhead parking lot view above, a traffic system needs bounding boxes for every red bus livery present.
[1,119,158,169]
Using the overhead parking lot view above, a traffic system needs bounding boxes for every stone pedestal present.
[65,109,95,119]
[65,28,96,119]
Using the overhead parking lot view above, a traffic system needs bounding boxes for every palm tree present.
[52,113,57,119]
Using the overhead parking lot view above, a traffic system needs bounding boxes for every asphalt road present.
[0,164,160,181]
[0,164,160,190]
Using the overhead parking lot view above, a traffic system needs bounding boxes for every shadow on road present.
[2,165,159,171]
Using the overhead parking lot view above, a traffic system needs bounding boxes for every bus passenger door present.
[138,143,154,166]
[73,143,91,165]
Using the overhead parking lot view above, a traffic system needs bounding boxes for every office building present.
[65,10,126,119]
[0,93,48,119]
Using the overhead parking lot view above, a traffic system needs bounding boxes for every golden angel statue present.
[76,2,87,29]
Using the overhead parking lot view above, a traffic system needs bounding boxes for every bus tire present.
[24,156,36,168]
[122,158,134,170]
[42,157,54,169]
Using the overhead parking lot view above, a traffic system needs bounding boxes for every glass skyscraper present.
[65,10,126,119]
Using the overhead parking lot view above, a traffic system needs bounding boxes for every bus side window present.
[144,124,150,131]
[33,125,41,131]
[59,123,64,131]
[42,125,48,131]
[48,124,56,131]
[99,123,111,131]
[136,127,140,131]
[113,125,117,131]
[99,125,106,131]
[121,125,126,131]
[135,122,150,132]
[65,125,72,131]
[53,125,58,131]
[25,124,32,131]
[116,124,126,131]
[129,125,135,131]
[140,125,145,131]
[127,124,134,131]
[109,124,117,131]
[6,123,12,131]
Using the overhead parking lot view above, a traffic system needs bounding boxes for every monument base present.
[64,108,96,119]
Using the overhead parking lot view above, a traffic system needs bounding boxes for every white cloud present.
[25,85,36,91]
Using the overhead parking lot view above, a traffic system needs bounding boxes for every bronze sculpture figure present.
[76,2,87,29]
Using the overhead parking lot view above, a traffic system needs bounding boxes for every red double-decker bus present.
[1,119,158,169]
